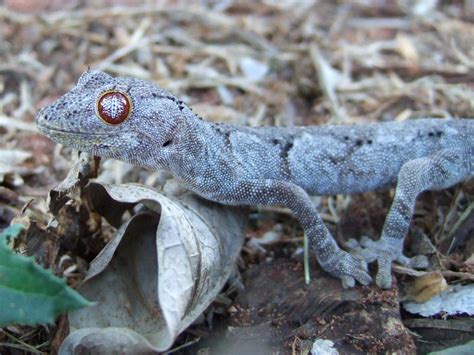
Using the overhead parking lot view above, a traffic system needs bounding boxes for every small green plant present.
[0,224,92,326]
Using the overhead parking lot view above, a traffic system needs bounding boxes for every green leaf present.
[0,224,92,326]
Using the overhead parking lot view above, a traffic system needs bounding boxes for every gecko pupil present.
[96,91,131,125]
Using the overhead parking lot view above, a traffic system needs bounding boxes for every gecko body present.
[36,70,473,288]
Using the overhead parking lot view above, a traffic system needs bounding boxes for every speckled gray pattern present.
[36,70,474,288]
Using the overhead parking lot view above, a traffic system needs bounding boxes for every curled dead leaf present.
[58,182,246,353]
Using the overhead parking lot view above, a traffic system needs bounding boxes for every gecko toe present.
[341,276,355,289]
[346,238,360,249]
[346,237,377,263]
[342,253,372,286]
[354,269,372,286]
[375,258,393,289]
[341,268,371,288]
[323,251,372,288]
[397,254,429,268]
[359,235,376,248]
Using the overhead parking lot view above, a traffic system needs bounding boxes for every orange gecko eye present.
[96,90,132,125]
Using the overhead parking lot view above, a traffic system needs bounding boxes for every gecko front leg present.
[212,179,372,288]
[349,147,473,288]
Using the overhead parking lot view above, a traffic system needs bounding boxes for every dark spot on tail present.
[224,131,231,146]
[282,142,294,155]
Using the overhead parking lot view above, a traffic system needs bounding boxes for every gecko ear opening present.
[96,90,132,125]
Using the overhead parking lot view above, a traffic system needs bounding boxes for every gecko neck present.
[164,113,214,167]
[163,112,232,188]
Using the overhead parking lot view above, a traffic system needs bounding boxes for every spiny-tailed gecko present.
[36,70,473,288]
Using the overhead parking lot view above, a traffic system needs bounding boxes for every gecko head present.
[36,70,193,170]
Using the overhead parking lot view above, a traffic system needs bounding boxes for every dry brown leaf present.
[405,271,448,303]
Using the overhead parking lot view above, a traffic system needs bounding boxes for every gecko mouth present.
[36,123,116,137]
[36,123,121,155]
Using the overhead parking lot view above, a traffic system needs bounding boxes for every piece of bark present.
[225,259,416,354]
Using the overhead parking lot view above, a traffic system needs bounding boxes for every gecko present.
[36,70,473,289]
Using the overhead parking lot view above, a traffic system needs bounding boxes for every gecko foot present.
[347,236,429,289]
[321,250,372,288]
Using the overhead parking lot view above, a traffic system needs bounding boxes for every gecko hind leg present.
[348,147,472,289]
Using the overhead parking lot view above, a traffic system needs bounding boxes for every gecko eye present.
[96,90,132,125]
